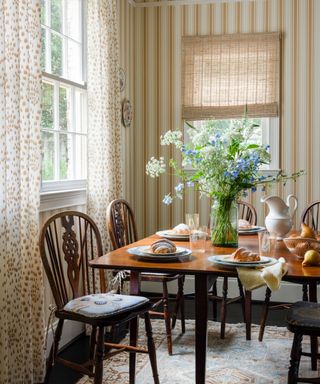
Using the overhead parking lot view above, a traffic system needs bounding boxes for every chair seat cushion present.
[287,301,320,330]
[63,293,149,318]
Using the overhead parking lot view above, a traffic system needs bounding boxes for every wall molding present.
[128,0,259,8]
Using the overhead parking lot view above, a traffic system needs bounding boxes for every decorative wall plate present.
[119,67,126,92]
[122,99,133,127]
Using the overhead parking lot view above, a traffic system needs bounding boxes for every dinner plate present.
[156,230,190,240]
[127,246,192,261]
[137,245,188,256]
[238,226,265,235]
[208,255,277,268]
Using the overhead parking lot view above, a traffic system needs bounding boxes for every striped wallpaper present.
[118,0,320,239]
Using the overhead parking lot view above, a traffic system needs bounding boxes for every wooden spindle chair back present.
[301,200,320,233]
[238,200,257,225]
[107,199,138,249]
[40,211,104,310]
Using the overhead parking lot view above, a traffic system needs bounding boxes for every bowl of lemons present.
[283,223,320,262]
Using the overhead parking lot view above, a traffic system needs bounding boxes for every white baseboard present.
[45,319,84,357]
[141,275,319,303]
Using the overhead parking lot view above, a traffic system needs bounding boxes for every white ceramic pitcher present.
[261,194,298,239]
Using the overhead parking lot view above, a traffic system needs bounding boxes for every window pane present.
[67,40,82,82]
[59,86,71,131]
[41,131,55,181]
[74,135,87,179]
[59,133,72,180]
[74,90,87,133]
[51,33,63,76]
[51,0,63,32]
[66,0,81,41]
[41,82,54,129]
[41,27,46,72]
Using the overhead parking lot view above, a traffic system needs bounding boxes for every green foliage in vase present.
[146,117,304,205]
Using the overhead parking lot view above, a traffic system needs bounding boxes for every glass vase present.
[210,198,238,247]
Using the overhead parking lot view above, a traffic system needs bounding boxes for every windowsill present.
[40,188,87,212]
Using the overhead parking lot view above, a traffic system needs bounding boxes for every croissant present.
[150,239,177,254]
[232,247,260,262]
[172,223,190,235]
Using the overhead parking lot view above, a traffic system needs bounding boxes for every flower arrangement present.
[146,118,304,246]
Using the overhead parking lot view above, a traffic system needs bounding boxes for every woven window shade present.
[182,32,281,120]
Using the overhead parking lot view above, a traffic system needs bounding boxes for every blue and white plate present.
[208,255,277,268]
[127,246,192,261]
[238,226,265,235]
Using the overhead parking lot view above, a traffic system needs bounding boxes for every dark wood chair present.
[40,211,159,384]
[208,200,257,339]
[286,301,320,383]
[259,201,320,344]
[107,199,186,355]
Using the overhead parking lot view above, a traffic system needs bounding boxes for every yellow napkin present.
[236,257,288,291]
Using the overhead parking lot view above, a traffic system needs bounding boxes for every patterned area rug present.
[76,320,319,383]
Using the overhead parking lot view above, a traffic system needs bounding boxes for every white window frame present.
[40,0,87,210]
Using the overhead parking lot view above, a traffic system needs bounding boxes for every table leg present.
[195,274,208,384]
[244,290,252,341]
[309,282,318,371]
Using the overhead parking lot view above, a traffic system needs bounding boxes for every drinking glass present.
[258,230,276,257]
[189,226,207,253]
[185,213,199,230]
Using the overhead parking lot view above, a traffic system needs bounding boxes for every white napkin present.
[236,257,288,291]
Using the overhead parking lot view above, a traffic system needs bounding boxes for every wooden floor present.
[48,297,288,384]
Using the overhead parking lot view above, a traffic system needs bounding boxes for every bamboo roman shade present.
[182,32,281,120]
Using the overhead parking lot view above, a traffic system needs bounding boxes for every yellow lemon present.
[302,249,320,266]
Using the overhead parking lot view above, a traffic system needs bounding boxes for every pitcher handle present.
[287,194,298,218]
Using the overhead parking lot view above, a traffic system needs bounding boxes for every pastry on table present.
[150,239,177,254]
[172,223,190,235]
[238,219,252,229]
[232,247,260,262]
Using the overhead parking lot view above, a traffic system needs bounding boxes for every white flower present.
[146,156,166,178]
[162,194,173,205]
[160,130,183,148]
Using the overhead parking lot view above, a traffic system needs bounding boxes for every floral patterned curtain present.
[87,0,123,256]
[0,1,45,382]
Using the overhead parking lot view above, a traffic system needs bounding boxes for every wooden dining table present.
[89,233,320,384]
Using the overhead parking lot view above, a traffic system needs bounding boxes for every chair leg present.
[171,277,181,330]
[237,278,246,323]
[302,283,309,301]
[129,316,138,384]
[89,326,97,364]
[212,280,218,322]
[144,312,160,384]
[171,276,185,333]
[94,326,105,384]
[220,277,228,339]
[163,281,173,355]
[310,336,318,371]
[288,333,303,384]
[259,287,272,342]
[179,276,186,334]
[44,318,64,383]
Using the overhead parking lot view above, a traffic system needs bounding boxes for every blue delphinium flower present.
[162,194,173,205]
